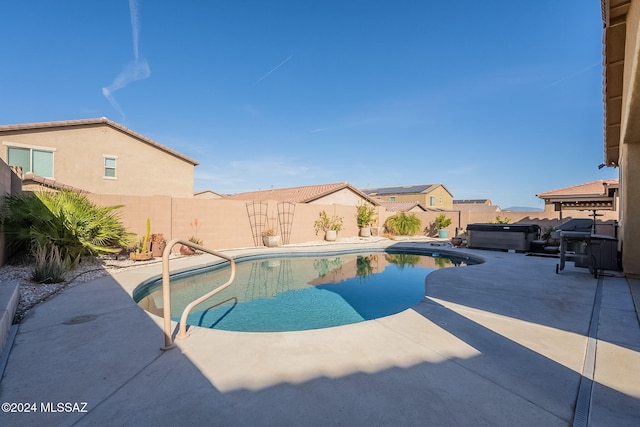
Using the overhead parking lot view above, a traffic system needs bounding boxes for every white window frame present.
[103,155,118,180]
[3,141,56,178]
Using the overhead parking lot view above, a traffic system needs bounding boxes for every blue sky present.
[0,0,618,209]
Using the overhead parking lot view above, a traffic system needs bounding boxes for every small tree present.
[313,211,344,234]
[435,214,452,230]
[356,202,377,228]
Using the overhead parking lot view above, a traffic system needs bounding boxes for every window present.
[103,156,117,178]
[390,196,396,202]
[7,146,54,177]
[429,196,436,206]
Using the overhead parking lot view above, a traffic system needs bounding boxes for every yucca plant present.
[384,212,422,236]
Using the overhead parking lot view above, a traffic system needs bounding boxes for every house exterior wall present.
[614,1,640,277]
[310,188,371,206]
[0,123,195,198]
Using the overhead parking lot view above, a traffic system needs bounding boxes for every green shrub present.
[384,213,422,236]
[489,215,511,224]
[1,190,133,262]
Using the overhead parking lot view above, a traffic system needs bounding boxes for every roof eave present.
[0,117,200,166]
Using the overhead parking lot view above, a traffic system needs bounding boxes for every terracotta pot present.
[180,245,196,255]
[151,241,166,257]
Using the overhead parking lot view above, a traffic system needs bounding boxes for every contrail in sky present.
[544,62,599,88]
[255,54,294,85]
[102,0,150,119]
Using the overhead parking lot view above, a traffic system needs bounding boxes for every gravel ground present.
[2,254,166,323]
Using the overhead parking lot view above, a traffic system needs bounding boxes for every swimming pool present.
[134,249,479,332]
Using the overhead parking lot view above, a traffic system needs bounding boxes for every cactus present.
[142,218,151,253]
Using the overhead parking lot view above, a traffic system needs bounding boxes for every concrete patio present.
[0,240,639,426]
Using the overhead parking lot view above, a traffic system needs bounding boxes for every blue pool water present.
[135,250,477,332]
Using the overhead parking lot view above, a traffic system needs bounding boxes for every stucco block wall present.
[87,192,623,252]
[1,124,195,198]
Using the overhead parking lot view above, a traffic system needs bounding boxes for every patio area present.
[0,240,639,426]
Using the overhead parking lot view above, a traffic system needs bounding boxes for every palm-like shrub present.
[1,190,133,264]
[384,213,422,236]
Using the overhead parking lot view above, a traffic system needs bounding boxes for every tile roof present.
[536,180,619,198]
[379,201,428,212]
[224,182,379,205]
[0,117,200,166]
[453,199,492,205]
[22,172,90,193]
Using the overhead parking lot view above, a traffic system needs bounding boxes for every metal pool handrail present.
[160,239,236,350]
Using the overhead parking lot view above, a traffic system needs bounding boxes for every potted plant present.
[262,229,281,247]
[435,214,452,238]
[130,218,152,261]
[150,233,166,257]
[181,236,202,255]
[313,211,344,241]
[356,202,377,237]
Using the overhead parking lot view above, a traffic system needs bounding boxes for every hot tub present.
[467,223,540,252]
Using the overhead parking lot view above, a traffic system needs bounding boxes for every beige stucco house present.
[602,1,640,277]
[536,180,619,218]
[0,118,199,198]
[362,184,454,210]
[379,201,428,213]
[224,182,380,206]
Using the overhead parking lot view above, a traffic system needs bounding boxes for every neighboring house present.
[453,199,501,213]
[362,184,453,210]
[0,117,199,198]
[224,182,380,206]
[536,180,619,220]
[194,190,223,199]
[380,201,428,213]
[602,1,639,277]
[453,199,492,206]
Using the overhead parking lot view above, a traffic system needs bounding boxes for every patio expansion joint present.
[571,275,604,427]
